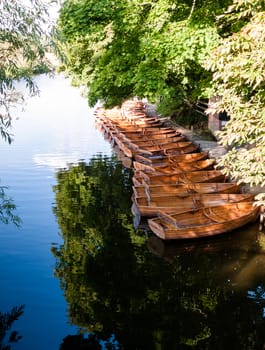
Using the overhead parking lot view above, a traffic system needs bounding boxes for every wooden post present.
[259,205,264,231]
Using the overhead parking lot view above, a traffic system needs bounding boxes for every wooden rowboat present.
[132,182,241,199]
[108,117,163,128]
[147,202,260,240]
[102,126,180,144]
[113,145,132,168]
[95,108,155,123]
[120,130,183,141]
[133,159,216,173]
[160,143,200,156]
[101,125,182,139]
[129,142,200,157]
[95,114,159,128]
[132,193,254,217]
[122,135,187,148]
[116,135,187,154]
[97,118,172,133]
[96,120,165,134]
[133,170,226,186]
[121,100,146,113]
[120,115,161,124]
[112,137,200,159]
[129,141,194,154]
[134,152,209,165]
[113,136,135,158]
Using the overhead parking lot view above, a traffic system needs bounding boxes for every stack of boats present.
[94,100,260,240]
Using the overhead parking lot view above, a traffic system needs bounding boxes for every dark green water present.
[1,75,265,350]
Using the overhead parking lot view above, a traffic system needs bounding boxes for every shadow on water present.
[147,223,265,288]
[52,154,265,350]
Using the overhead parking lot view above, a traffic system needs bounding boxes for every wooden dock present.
[94,100,260,240]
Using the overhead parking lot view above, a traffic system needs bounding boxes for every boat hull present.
[133,159,216,173]
[132,193,254,217]
[134,152,209,165]
[133,170,226,186]
[132,183,241,199]
[148,202,260,240]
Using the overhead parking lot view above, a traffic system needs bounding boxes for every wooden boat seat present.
[192,198,204,209]
[176,173,190,183]
[192,160,215,169]
[186,184,198,193]
[202,207,225,223]
[158,211,182,228]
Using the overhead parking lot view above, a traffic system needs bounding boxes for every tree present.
[57,0,232,117]
[57,0,265,202]
[206,0,265,204]
[0,0,56,143]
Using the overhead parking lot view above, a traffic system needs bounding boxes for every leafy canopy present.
[57,0,265,202]
[57,0,231,111]
[206,0,265,201]
[0,0,56,143]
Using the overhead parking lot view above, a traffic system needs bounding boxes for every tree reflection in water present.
[0,305,24,350]
[52,154,265,350]
[0,185,21,227]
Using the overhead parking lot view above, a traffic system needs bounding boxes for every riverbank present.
[146,103,227,159]
[146,103,263,197]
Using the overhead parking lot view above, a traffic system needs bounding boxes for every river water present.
[1,74,265,350]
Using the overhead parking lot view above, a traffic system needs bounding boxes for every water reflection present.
[53,155,265,349]
[0,185,21,228]
[59,333,119,350]
[0,74,113,350]
[0,305,24,349]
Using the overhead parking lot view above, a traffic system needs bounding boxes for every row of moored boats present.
[94,100,260,241]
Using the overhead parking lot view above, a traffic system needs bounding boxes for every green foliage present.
[57,0,265,197]
[206,2,265,201]
[0,0,57,142]
[57,0,231,113]
[217,0,265,33]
